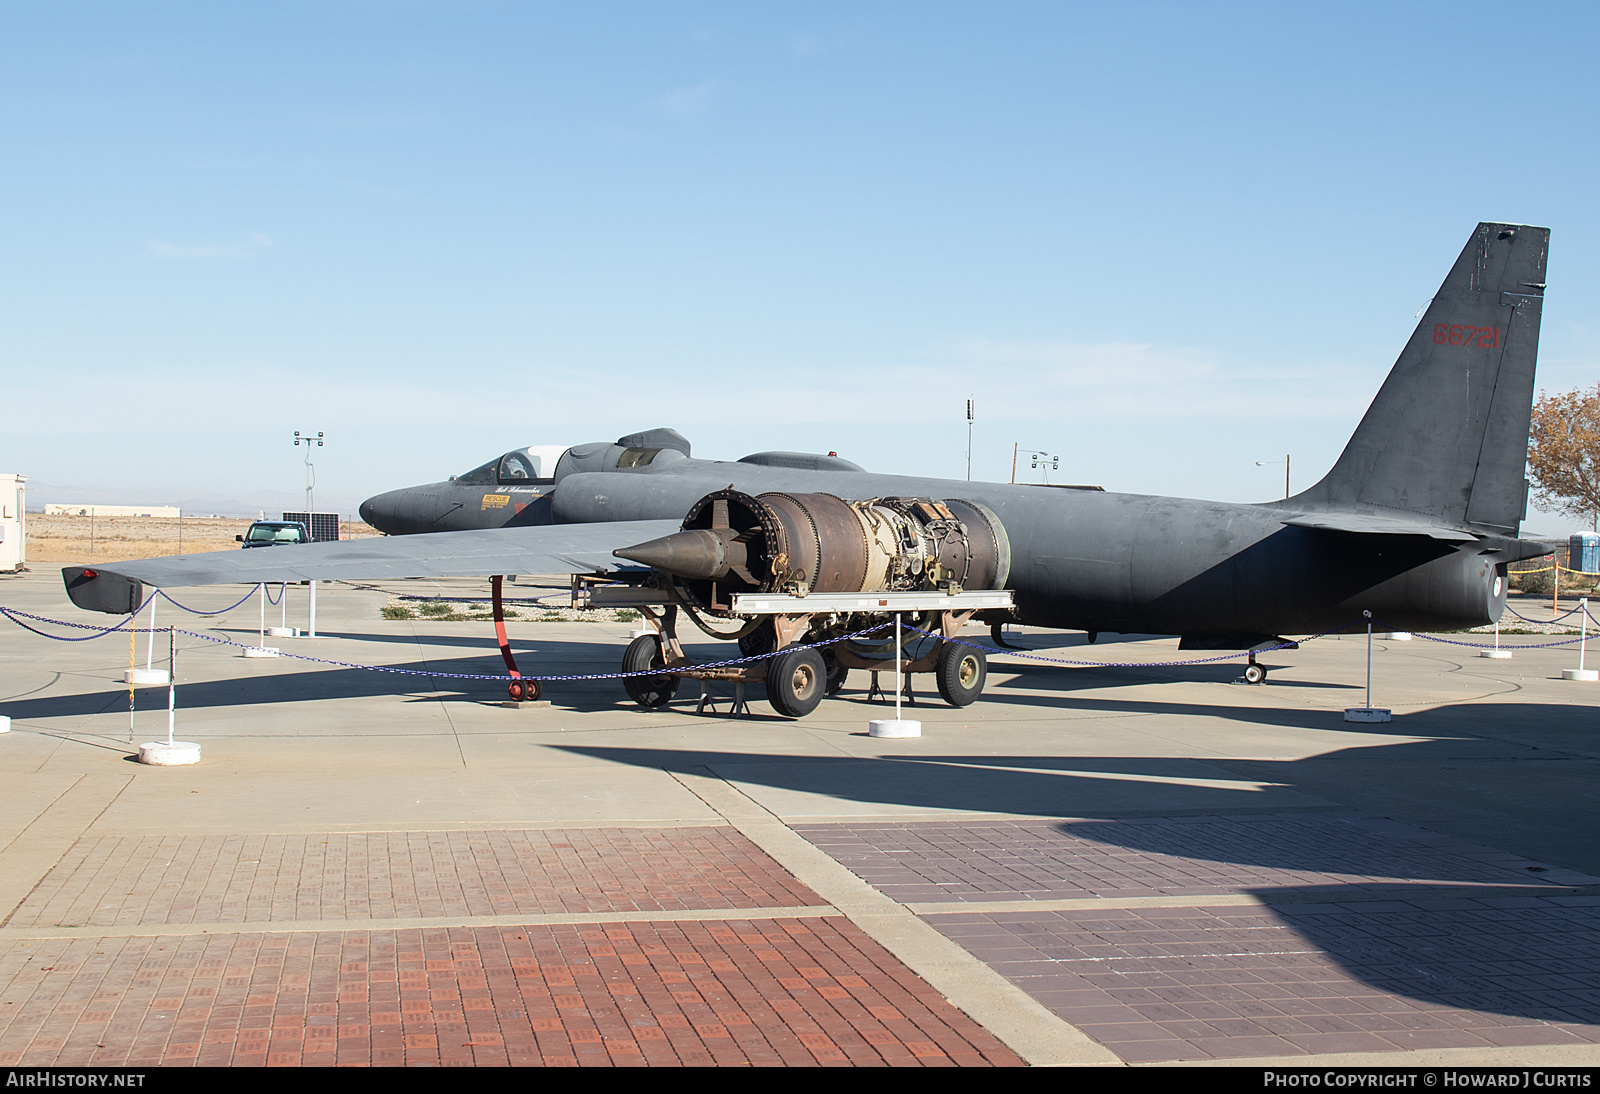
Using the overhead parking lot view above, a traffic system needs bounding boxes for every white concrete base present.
[628,626,654,639]
[266,626,299,638]
[1377,632,1413,641]
[1561,668,1599,681]
[869,718,922,738]
[1479,649,1514,659]
[498,700,552,709]
[1344,707,1392,723]
[138,741,201,765]
[124,668,171,685]
[0,715,9,733]
[242,646,280,658]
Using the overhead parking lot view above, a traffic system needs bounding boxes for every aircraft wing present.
[61,519,682,614]
[1280,513,1479,541]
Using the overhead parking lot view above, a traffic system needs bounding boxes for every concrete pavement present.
[2,569,1598,1066]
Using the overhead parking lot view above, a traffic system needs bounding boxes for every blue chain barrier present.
[0,606,146,642]
[158,587,262,615]
[5,600,1592,682]
[171,619,900,682]
[901,621,1361,668]
[1389,630,1585,651]
[1503,601,1587,625]
[264,583,286,606]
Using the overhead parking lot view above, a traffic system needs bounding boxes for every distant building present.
[45,504,181,518]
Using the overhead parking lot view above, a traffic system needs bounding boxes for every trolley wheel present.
[822,647,849,696]
[765,647,827,718]
[622,634,678,709]
[1242,663,1267,685]
[510,679,542,702]
[936,643,987,707]
[738,620,777,658]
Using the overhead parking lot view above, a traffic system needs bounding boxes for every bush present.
[1511,565,1556,596]
[381,605,417,620]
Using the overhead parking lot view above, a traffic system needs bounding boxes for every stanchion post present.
[1564,598,1598,681]
[127,611,136,742]
[137,624,199,765]
[1344,609,1391,722]
[1365,611,1372,709]
[895,613,902,722]
[1582,598,1589,674]
[870,613,921,738]
[166,626,176,745]
[244,583,281,658]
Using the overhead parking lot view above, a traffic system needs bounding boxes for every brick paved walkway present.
[797,814,1599,903]
[0,918,1019,1066]
[927,895,1600,1062]
[6,828,820,927]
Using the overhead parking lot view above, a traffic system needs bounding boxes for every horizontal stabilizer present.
[62,519,682,613]
[1281,514,1478,541]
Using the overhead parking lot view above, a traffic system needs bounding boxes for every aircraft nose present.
[359,491,402,534]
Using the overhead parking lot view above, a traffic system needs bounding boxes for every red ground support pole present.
[492,575,540,702]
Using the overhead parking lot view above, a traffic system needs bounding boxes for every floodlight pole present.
[1017,444,1060,485]
[966,397,974,481]
[294,430,324,515]
[1256,455,1291,499]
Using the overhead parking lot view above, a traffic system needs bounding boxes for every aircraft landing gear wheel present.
[1243,662,1267,685]
[936,643,987,707]
[822,647,849,696]
[622,634,678,709]
[507,679,541,702]
[766,647,826,718]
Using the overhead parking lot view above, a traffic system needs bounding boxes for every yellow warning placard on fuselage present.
[481,494,510,510]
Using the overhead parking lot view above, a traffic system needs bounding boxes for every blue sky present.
[3,2,1597,528]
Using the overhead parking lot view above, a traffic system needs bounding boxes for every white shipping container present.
[0,475,25,572]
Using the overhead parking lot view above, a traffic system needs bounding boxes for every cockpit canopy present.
[455,445,569,486]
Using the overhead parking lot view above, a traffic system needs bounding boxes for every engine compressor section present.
[610,489,1013,717]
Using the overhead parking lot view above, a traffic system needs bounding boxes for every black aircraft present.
[64,223,1553,710]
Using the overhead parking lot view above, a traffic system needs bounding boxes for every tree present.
[1529,384,1600,530]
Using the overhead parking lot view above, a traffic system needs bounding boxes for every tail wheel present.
[507,679,542,702]
[1243,663,1267,684]
[765,647,826,718]
[622,634,678,709]
[936,643,987,707]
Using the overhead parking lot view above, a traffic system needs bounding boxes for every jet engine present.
[614,488,1011,614]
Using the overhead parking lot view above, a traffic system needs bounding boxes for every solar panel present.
[281,512,340,543]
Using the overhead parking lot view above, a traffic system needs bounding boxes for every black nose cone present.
[359,491,405,535]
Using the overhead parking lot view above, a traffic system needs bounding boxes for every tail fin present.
[1295,222,1548,535]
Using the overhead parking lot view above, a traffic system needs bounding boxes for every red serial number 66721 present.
[1434,323,1500,348]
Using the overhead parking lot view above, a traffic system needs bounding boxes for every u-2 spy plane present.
[65,223,1553,716]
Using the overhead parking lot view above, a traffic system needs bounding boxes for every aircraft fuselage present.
[369,452,1502,640]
